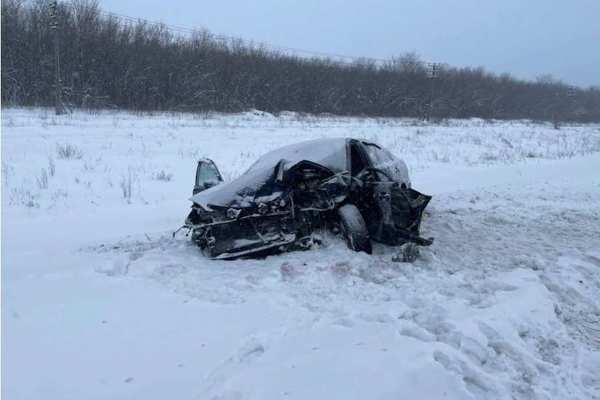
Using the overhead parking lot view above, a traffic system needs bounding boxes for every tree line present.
[2,0,600,122]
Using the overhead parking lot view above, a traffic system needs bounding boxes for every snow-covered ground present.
[2,108,600,400]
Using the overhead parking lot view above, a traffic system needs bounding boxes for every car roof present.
[246,138,350,174]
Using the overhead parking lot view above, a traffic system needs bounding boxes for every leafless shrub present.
[8,188,38,208]
[153,170,173,182]
[120,168,135,203]
[525,151,539,159]
[36,168,49,190]
[57,144,83,160]
[50,189,68,202]
[48,157,56,176]
[2,161,11,187]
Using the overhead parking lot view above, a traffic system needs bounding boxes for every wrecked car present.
[179,138,433,260]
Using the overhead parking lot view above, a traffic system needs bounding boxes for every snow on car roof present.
[246,138,349,174]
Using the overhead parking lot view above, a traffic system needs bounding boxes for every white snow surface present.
[2,108,600,400]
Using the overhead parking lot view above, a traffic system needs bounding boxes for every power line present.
[67,1,445,76]
[89,5,398,66]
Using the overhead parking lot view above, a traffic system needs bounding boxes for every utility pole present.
[426,63,438,122]
[566,85,577,121]
[49,0,65,115]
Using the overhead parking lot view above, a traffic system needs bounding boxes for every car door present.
[359,142,430,245]
[193,159,223,195]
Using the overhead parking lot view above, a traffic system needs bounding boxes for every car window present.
[196,162,221,186]
[362,142,409,184]
[363,143,395,167]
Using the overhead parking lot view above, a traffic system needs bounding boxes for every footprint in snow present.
[236,341,265,363]
[199,337,267,398]
[433,350,497,399]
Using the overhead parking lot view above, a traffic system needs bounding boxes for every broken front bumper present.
[189,213,298,260]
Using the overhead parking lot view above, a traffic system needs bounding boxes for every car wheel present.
[337,204,372,254]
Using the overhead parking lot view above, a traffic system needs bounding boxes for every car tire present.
[337,204,372,254]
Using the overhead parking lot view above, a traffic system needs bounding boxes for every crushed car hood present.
[190,165,282,209]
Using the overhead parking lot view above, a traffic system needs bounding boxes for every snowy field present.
[2,107,600,400]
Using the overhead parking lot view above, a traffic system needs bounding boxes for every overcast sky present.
[101,0,599,88]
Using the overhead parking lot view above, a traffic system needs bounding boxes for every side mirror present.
[193,159,223,195]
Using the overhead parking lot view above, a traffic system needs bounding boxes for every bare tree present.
[1,0,599,122]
